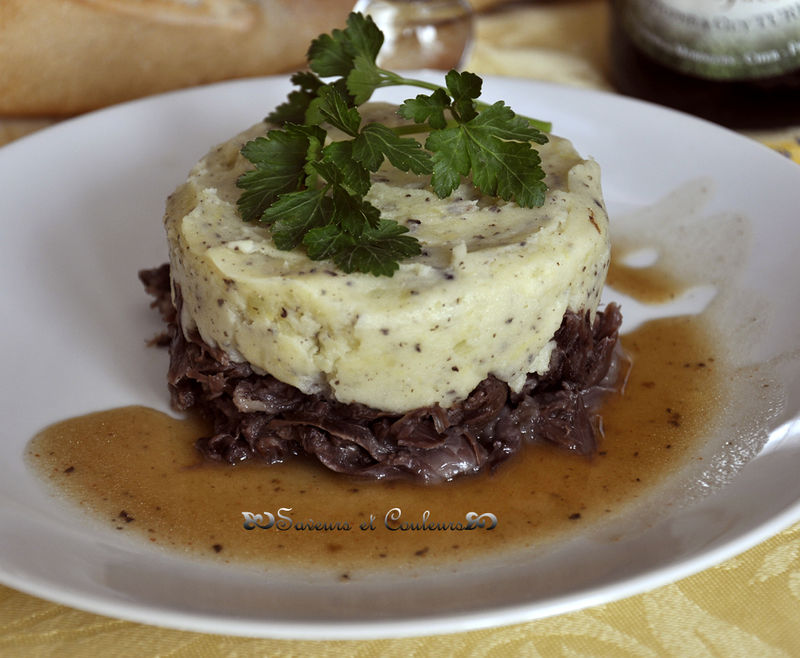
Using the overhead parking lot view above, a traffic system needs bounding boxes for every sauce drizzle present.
[27,256,722,573]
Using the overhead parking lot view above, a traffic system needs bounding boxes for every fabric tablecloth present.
[2,1,799,655]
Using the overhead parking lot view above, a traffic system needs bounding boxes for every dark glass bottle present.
[609,0,800,130]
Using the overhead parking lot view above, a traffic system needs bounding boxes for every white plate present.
[1,76,799,640]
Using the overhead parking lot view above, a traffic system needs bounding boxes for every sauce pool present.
[26,258,723,576]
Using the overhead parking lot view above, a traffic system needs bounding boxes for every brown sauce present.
[26,260,722,576]
[606,247,685,304]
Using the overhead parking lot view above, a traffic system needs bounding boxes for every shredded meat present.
[139,264,626,484]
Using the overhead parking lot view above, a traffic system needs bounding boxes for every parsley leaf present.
[474,100,549,145]
[320,141,371,196]
[266,72,324,125]
[236,127,312,222]
[304,220,421,276]
[308,12,383,78]
[397,88,450,129]
[330,186,381,236]
[343,13,384,65]
[335,220,421,277]
[317,84,361,136]
[348,54,389,105]
[303,224,352,261]
[353,123,432,174]
[426,101,548,206]
[236,11,552,276]
[262,188,332,250]
[444,70,481,122]
[307,32,353,78]
[424,127,467,199]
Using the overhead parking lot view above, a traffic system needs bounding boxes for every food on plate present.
[140,13,623,483]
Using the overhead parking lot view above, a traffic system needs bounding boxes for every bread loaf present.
[0,0,355,116]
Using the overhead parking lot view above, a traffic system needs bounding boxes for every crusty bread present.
[0,0,356,116]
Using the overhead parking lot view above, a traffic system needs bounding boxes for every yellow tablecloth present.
[2,1,799,655]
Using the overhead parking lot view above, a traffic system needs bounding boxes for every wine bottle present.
[609,0,800,129]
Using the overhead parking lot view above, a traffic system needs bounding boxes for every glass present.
[352,0,473,70]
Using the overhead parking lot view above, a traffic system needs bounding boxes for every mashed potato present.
[165,104,610,413]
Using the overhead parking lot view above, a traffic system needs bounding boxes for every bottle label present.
[616,0,800,79]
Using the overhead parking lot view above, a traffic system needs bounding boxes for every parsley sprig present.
[236,12,550,276]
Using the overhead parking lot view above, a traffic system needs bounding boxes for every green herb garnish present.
[236,12,550,276]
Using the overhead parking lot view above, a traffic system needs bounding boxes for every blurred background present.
[0,0,612,144]
[2,0,799,145]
